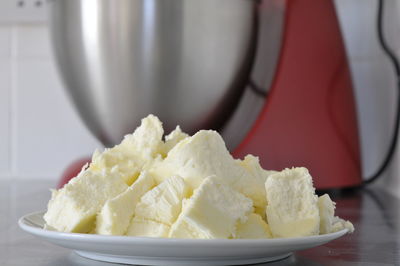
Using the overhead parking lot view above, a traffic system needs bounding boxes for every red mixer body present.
[233,0,363,189]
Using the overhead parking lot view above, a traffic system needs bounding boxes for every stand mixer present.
[49,0,362,189]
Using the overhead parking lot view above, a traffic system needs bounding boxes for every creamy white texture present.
[134,176,190,226]
[265,167,320,238]
[44,114,354,239]
[150,130,266,213]
[89,114,164,185]
[169,176,253,239]
[235,213,272,239]
[44,168,128,233]
[96,171,155,235]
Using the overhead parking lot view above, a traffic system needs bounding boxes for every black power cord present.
[362,0,400,185]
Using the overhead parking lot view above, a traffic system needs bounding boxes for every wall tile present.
[388,156,400,198]
[349,57,397,178]
[336,0,400,196]
[384,0,400,197]
[0,60,11,175]
[335,0,381,59]
[335,0,400,59]
[14,59,101,179]
[14,25,52,59]
[382,0,400,54]
[0,26,11,58]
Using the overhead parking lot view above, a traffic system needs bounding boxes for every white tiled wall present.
[0,26,10,174]
[335,0,400,198]
[0,25,101,180]
[0,1,399,197]
[0,58,11,174]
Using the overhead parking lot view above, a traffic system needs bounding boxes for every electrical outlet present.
[0,0,48,24]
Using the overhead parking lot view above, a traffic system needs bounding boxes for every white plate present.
[19,211,348,266]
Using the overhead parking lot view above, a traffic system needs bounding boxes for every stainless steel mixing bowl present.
[49,0,257,146]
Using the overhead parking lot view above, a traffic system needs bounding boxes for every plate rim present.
[19,210,349,246]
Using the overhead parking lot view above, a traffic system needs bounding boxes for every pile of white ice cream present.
[44,115,354,239]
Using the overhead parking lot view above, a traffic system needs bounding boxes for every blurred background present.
[0,0,399,198]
